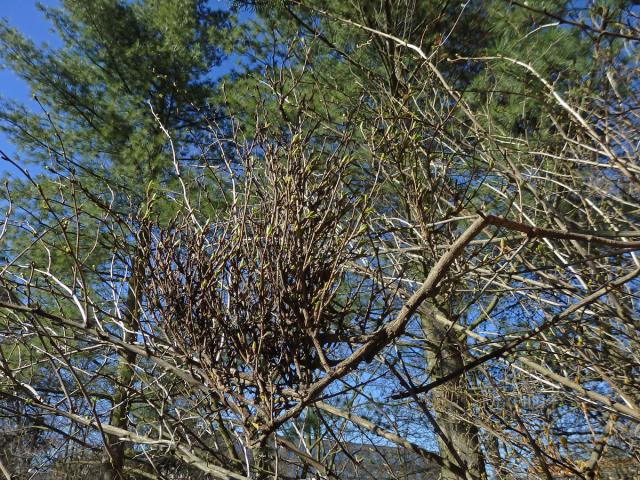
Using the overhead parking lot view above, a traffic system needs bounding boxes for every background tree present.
[0,0,232,478]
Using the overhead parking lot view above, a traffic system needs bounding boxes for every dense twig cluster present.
[143,123,379,426]
[1,2,639,479]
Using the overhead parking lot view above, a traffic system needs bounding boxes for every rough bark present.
[421,308,486,479]
[101,236,146,480]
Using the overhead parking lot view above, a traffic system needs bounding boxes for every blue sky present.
[0,0,60,176]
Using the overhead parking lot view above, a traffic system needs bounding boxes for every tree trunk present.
[251,441,271,480]
[101,346,135,480]
[421,309,486,479]
[101,234,146,480]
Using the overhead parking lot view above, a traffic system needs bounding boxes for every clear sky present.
[0,0,60,177]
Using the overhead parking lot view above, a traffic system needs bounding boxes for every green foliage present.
[0,0,231,204]
[0,3,235,474]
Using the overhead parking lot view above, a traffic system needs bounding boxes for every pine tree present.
[0,1,232,477]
